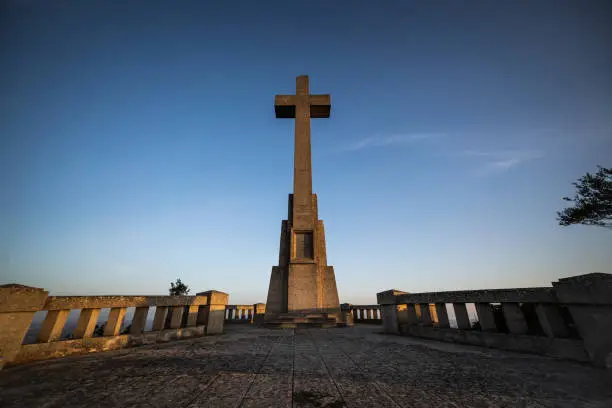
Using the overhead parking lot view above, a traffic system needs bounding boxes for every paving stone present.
[0,325,611,408]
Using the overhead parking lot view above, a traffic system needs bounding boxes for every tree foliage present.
[557,166,612,229]
[169,278,191,296]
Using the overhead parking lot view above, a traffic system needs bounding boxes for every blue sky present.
[1,1,611,304]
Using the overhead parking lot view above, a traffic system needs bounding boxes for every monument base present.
[263,311,340,329]
[264,193,341,326]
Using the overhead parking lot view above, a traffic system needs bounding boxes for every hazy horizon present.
[2,1,611,305]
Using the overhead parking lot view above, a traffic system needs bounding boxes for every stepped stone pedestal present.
[265,75,341,326]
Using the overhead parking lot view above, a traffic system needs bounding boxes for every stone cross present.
[275,75,330,231]
[266,75,340,320]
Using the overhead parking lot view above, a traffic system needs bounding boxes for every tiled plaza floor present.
[1,325,611,407]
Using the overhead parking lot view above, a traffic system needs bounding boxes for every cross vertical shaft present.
[293,76,313,230]
[274,75,331,231]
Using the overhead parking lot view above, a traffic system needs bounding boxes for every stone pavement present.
[0,325,611,408]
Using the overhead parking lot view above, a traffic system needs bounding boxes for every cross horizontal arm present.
[308,94,330,106]
[275,95,297,106]
[274,94,331,118]
[308,94,331,118]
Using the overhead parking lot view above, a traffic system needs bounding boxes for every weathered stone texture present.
[287,263,320,312]
[74,308,101,338]
[43,295,209,310]
[377,273,612,368]
[38,310,70,343]
[1,325,610,407]
[265,76,340,322]
[103,307,127,336]
[0,285,49,368]
[553,273,612,368]
[536,304,570,338]
[382,305,400,334]
[129,307,149,335]
[502,302,529,334]
[453,302,471,330]
[394,287,554,304]
[434,303,450,328]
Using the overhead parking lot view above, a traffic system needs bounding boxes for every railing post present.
[0,285,48,369]
[103,307,127,336]
[396,304,408,325]
[419,303,432,326]
[185,305,199,327]
[74,308,101,338]
[435,303,450,328]
[501,303,528,334]
[38,310,70,342]
[152,306,168,331]
[405,304,418,325]
[378,290,403,333]
[196,290,229,334]
[535,304,569,338]
[168,306,184,329]
[380,305,399,333]
[252,303,265,324]
[553,273,612,368]
[130,307,149,335]
[453,303,471,330]
[475,303,497,332]
[339,303,354,326]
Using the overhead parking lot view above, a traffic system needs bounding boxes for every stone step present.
[264,315,338,329]
[263,311,339,329]
[273,313,332,320]
[273,317,336,323]
[265,321,338,329]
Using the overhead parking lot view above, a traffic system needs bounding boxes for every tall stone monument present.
[265,75,341,326]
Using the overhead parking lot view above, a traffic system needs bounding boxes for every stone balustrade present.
[223,303,378,327]
[377,273,612,369]
[340,304,382,324]
[0,284,229,369]
[225,303,266,324]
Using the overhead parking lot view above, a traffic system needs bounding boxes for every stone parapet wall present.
[13,325,207,365]
[228,302,381,325]
[341,304,382,325]
[0,285,229,369]
[42,295,210,310]
[377,273,612,369]
[225,303,266,324]
[390,287,555,304]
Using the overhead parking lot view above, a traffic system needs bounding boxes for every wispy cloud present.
[458,149,543,175]
[344,133,444,151]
